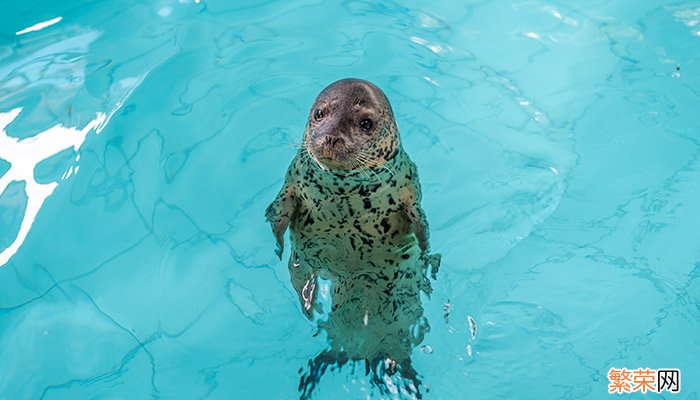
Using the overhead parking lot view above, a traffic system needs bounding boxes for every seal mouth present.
[309,148,350,170]
[307,145,400,180]
[316,149,338,160]
[305,140,357,170]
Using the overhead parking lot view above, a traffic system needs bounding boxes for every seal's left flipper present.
[404,203,429,253]
[400,184,429,253]
[428,253,441,279]
[265,185,296,259]
[398,161,430,254]
[400,184,441,280]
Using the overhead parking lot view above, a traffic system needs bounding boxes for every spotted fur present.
[265,79,439,396]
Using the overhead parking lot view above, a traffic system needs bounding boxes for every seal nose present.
[313,116,346,151]
[324,136,345,148]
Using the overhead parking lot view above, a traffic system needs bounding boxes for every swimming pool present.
[1,0,698,398]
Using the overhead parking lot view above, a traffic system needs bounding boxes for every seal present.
[265,78,438,397]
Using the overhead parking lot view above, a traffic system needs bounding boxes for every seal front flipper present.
[399,183,441,279]
[265,185,296,259]
[404,201,429,253]
[399,183,430,253]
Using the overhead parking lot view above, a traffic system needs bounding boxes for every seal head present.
[305,78,399,172]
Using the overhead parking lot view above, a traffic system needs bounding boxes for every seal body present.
[280,148,430,359]
[265,79,437,395]
[288,148,423,275]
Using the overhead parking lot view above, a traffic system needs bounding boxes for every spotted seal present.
[266,78,439,396]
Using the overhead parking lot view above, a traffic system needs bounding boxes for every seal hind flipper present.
[265,185,297,259]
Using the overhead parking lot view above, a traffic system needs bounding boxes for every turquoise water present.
[1,0,699,398]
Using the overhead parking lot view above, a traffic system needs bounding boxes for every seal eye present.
[313,109,324,121]
[359,118,374,133]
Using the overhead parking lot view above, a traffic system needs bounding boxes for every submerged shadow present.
[291,247,441,399]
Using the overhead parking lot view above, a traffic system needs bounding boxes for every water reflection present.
[294,242,438,399]
[0,109,105,266]
[0,12,173,268]
[15,16,63,36]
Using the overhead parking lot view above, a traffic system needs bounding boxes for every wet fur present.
[266,79,439,398]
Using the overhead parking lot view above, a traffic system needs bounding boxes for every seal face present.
[304,79,399,172]
[265,78,439,397]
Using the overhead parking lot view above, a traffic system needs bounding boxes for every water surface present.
[1,0,699,399]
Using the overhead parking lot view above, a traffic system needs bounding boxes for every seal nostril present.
[321,136,344,148]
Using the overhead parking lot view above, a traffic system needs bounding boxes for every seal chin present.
[307,147,358,172]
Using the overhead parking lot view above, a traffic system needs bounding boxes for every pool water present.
[1,0,699,399]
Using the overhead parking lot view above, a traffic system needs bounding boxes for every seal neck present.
[302,146,403,183]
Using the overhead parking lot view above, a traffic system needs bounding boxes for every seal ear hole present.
[314,109,325,121]
[359,118,374,133]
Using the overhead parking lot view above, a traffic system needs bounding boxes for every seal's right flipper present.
[265,185,296,259]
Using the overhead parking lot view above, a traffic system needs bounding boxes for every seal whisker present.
[349,159,371,181]
[288,139,314,148]
[377,163,396,179]
[355,153,384,181]
[365,153,396,179]
[365,163,381,181]
[352,154,377,181]
[358,163,374,181]
[354,152,372,167]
